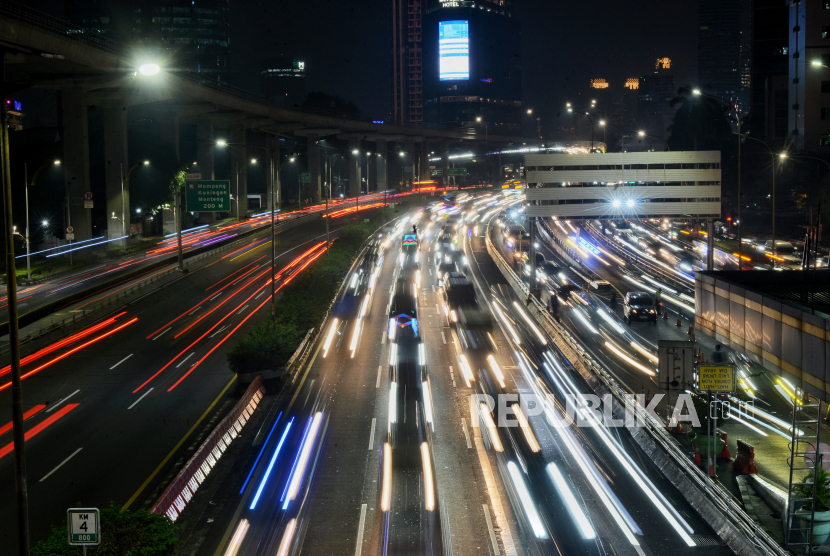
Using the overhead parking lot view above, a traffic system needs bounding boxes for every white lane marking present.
[255,291,265,300]
[39,448,83,482]
[453,380,456,388]
[483,505,501,556]
[176,353,195,368]
[188,305,203,316]
[128,387,154,410]
[153,327,172,340]
[441,331,447,345]
[368,418,376,450]
[110,354,133,370]
[474,432,518,556]
[432,285,435,293]
[46,390,80,413]
[210,291,223,301]
[209,326,228,338]
[236,304,249,315]
[354,503,368,556]
[428,268,432,275]
[449,366,454,378]
[462,419,472,449]
[376,365,383,388]
[435,303,439,314]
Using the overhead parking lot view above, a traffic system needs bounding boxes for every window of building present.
[825,2,830,8]
[823,108,830,120]
[822,134,830,146]
[823,81,830,93]
[824,26,830,39]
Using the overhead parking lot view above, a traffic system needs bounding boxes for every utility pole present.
[2,87,31,556]
[298,174,302,209]
[23,163,29,280]
[270,143,276,320]
[176,190,184,272]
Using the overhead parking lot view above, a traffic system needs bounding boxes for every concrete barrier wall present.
[695,273,830,401]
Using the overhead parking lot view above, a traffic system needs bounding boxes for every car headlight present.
[649,309,655,313]
[632,309,638,314]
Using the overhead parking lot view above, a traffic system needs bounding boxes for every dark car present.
[624,291,657,324]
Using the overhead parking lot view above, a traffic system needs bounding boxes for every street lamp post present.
[780,153,830,269]
[637,130,671,151]
[120,160,149,245]
[741,135,781,259]
[691,88,742,267]
[22,160,61,280]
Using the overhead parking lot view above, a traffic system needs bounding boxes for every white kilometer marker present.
[109,354,133,370]
[39,447,83,482]
[236,304,249,315]
[176,353,195,368]
[368,418,376,450]
[46,390,80,413]
[128,387,154,410]
[153,327,172,340]
[210,291,223,301]
[188,306,202,316]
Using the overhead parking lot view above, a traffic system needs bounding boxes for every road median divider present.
[150,376,266,522]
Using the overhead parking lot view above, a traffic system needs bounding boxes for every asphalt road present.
[0,212,367,552]
[199,194,739,556]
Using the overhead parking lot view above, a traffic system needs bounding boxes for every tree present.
[128,142,185,212]
[32,506,178,556]
[667,86,735,152]
[303,91,361,117]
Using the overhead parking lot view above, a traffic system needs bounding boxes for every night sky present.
[229,0,700,127]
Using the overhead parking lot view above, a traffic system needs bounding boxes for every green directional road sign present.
[301,172,312,183]
[430,168,443,177]
[447,168,467,177]
[403,166,413,173]
[185,180,231,212]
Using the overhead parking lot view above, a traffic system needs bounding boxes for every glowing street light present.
[352,149,359,155]
[692,88,702,95]
[638,130,646,137]
[216,139,228,147]
[250,158,257,164]
[527,109,533,114]
[138,63,160,76]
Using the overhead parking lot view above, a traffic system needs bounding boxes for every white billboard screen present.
[439,21,469,81]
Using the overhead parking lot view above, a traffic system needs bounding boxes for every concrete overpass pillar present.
[419,144,430,186]
[61,88,92,241]
[159,111,180,161]
[266,137,279,212]
[103,105,129,245]
[441,140,450,190]
[376,139,388,192]
[308,135,322,204]
[196,119,215,223]
[349,137,362,197]
[230,124,247,218]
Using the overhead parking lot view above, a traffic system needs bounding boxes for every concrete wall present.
[695,273,830,400]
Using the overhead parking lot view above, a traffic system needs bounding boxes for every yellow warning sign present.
[698,365,734,392]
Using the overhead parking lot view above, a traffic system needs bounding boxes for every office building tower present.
[751,0,789,145]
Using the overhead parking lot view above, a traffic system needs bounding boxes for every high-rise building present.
[699,0,748,113]
[638,59,676,138]
[788,0,830,152]
[750,0,789,145]
[261,57,307,104]
[392,0,424,124]
[68,0,230,83]
[421,0,522,134]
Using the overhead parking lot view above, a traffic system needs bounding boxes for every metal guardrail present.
[0,212,316,356]
[151,376,265,521]
[484,225,788,556]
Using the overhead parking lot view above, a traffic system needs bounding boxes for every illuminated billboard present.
[439,20,469,81]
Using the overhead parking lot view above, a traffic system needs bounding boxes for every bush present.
[32,506,177,556]
[227,321,306,373]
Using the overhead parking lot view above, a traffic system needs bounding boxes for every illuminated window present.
[624,78,639,90]
[824,27,830,39]
[656,57,671,69]
[590,79,609,89]
[821,134,830,146]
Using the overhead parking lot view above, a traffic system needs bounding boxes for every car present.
[623,291,657,324]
